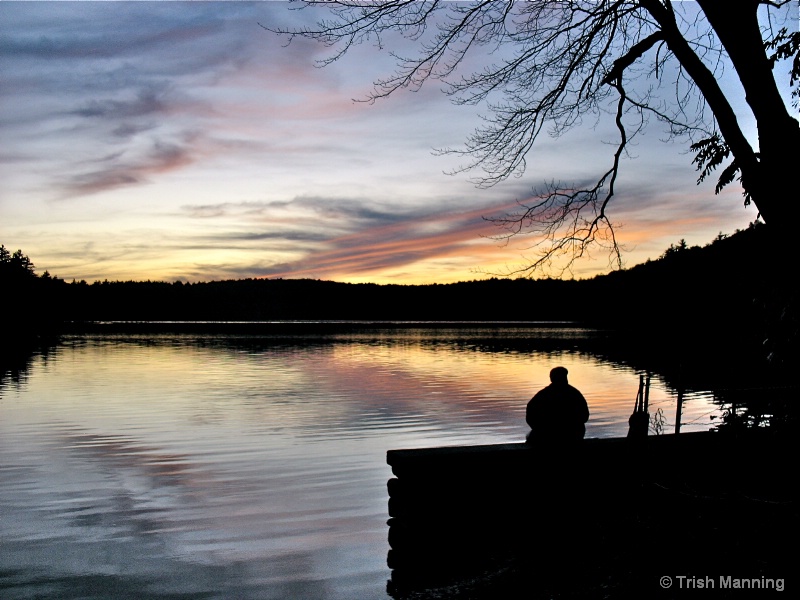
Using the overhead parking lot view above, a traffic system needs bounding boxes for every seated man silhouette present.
[526,366,589,443]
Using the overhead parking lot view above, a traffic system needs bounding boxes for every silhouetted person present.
[526,366,589,443]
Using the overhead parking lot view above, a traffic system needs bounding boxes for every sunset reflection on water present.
[0,330,721,599]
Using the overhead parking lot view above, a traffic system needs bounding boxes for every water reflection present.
[0,330,724,599]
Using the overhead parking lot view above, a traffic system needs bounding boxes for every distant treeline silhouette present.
[2,222,796,368]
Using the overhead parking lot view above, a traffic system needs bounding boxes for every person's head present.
[549,366,569,384]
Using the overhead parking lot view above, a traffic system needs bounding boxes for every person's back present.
[526,367,589,442]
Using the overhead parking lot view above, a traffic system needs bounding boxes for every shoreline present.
[51,319,593,335]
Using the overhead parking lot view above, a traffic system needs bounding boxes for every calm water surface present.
[0,329,722,599]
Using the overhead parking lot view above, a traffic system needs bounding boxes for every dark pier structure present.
[386,431,797,597]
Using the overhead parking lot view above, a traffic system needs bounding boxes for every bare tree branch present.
[484,73,632,277]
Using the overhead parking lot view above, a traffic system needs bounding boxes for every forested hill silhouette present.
[2,222,795,365]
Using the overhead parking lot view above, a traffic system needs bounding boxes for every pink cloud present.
[263,200,522,280]
[64,139,197,197]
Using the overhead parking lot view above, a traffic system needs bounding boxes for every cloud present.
[0,3,231,62]
[111,122,158,140]
[62,138,196,197]
[258,201,517,280]
[70,87,171,120]
[181,195,441,229]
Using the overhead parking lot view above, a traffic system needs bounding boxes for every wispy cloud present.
[69,87,172,120]
[61,137,197,197]
[259,201,517,280]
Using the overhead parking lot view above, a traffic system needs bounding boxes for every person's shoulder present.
[530,385,550,401]
[567,384,586,397]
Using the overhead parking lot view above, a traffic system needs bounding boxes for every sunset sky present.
[2,2,795,285]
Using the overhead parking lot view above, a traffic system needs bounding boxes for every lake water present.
[0,327,723,599]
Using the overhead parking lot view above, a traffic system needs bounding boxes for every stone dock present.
[385,431,796,596]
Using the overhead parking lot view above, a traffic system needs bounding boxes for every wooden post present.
[637,375,644,412]
[628,374,649,438]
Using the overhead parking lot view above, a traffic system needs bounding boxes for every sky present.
[1,1,796,285]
